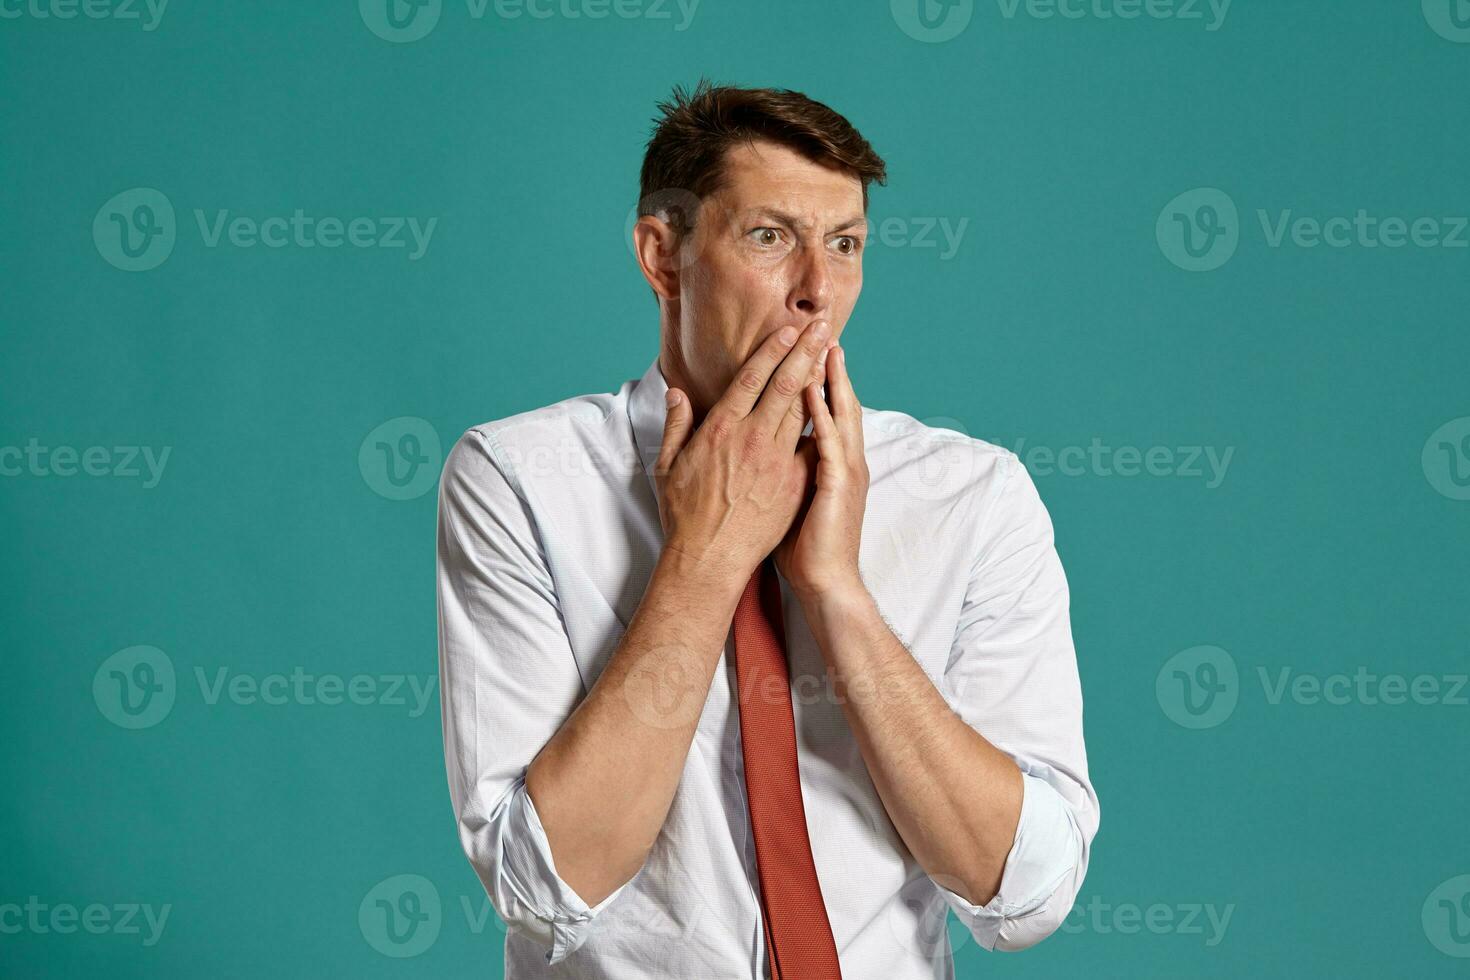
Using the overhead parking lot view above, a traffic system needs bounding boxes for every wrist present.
[791,570,870,610]
[656,539,749,598]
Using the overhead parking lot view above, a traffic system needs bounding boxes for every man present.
[436,80,1099,979]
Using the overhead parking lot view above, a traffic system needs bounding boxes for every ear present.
[632,213,684,303]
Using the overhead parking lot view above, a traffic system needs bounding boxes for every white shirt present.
[436,356,1099,979]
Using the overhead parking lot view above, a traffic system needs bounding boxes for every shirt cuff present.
[499,776,635,964]
[931,759,1081,951]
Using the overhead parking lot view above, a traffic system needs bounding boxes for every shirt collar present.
[626,353,828,494]
[627,355,669,495]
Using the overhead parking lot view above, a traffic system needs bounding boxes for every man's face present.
[669,139,866,412]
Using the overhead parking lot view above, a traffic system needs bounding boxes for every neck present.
[657,338,713,428]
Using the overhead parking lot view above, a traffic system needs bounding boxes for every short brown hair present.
[637,79,888,245]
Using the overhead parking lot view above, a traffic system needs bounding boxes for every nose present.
[789,242,832,317]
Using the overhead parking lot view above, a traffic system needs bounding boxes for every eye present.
[750,227,783,247]
[831,235,861,255]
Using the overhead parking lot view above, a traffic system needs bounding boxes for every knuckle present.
[738,430,765,463]
[771,372,801,398]
[737,370,764,395]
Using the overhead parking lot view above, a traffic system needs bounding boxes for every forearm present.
[801,585,1023,906]
[526,548,745,906]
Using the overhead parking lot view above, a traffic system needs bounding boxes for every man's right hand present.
[653,319,834,588]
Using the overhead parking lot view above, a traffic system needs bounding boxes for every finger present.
[805,380,845,465]
[653,388,692,488]
[827,344,861,438]
[754,318,832,440]
[708,324,801,423]
[777,339,833,448]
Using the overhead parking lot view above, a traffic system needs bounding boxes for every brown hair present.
[637,79,888,246]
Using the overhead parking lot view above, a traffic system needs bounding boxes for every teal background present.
[3,1,1469,977]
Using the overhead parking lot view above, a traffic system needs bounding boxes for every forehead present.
[710,139,863,219]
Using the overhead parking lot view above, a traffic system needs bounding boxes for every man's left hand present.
[773,343,869,602]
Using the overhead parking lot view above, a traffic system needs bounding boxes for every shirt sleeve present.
[436,427,634,965]
[929,449,1100,953]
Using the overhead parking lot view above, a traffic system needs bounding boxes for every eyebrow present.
[746,208,868,235]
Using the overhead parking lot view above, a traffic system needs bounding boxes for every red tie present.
[731,556,843,979]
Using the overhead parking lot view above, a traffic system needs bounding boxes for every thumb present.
[654,388,692,487]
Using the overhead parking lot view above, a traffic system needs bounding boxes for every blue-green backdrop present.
[3,1,1469,976]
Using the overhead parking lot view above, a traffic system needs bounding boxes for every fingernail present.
[777,326,797,346]
[835,345,844,365]
[812,320,831,341]
[665,389,680,408]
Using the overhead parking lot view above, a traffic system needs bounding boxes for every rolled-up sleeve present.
[931,449,1100,952]
[436,428,633,964]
